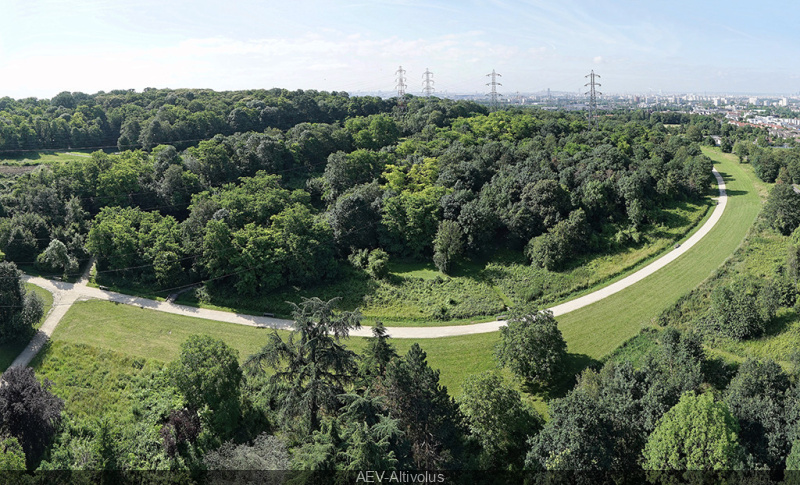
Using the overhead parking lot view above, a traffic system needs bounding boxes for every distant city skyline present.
[2,0,800,100]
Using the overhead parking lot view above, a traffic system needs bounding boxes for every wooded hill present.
[0,89,760,317]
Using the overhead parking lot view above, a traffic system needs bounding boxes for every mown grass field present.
[0,150,97,177]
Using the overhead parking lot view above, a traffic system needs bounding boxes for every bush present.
[710,276,773,340]
[349,248,389,280]
[525,209,589,271]
[204,433,289,470]
[35,240,79,277]
[0,261,44,343]
[348,248,370,270]
[366,249,389,279]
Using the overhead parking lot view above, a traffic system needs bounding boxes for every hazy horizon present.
[2,0,799,100]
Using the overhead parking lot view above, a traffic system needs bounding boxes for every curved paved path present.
[12,168,726,367]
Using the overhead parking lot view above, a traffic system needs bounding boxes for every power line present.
[486,69,502,111]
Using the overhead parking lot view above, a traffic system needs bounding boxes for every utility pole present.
[395,65,407,112]
[585,70,601,129]
[486,69,502,111]
[422,68,435,96]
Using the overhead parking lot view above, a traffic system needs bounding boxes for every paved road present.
[12,168,726,367]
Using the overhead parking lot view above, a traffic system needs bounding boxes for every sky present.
[1,0,799,100]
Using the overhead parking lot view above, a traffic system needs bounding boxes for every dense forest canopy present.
[0,88,395,153]
[0,88,755,309]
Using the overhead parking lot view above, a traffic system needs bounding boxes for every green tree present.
[495,309,567,386]
[526,386,616,470]
[245,297,361,432]
[733,140,750,161]
[710,276,770,340]
[323,149,391,202]
[379,343,465,469]
[458,371,542,470]
[526,208,590,271]
[270,203,337,286]
[328,182,383,251]
[763,182,800,236]
[36,239,78,278]
[509,179,571,240]
[724,359,791,470]
[0,261,44,343]
[0,437,25,471]
[432,220,463,274]
[642,391,744,471]
[340,420,401,470]
[169,335,243,437]
[788,440,800,470]
[380,186,447,257]
[358,322,398,386]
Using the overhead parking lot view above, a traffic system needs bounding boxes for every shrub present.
[710,276,772,340]
[366,249,389,279]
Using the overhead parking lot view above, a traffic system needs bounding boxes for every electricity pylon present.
[585,70,602,129]
[486,69,502,110]
[422,68,435,96]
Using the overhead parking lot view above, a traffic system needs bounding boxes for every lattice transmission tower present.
[422,68,435,96]
[486,69,502,110]
[395,65,407,112]
[585,70,602,129]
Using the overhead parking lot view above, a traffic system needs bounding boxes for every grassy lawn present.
[0,150,95,166]
[49,299,499,398]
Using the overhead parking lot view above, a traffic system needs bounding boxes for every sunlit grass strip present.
[555,149,762,359]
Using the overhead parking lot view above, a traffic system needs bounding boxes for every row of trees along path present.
[10,168,726,368]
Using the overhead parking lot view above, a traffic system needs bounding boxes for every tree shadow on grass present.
[521,352,601,401]
[723,189,748,197]
[0,341,29,373]
[716,171,734,183]
[763,308,798,337]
